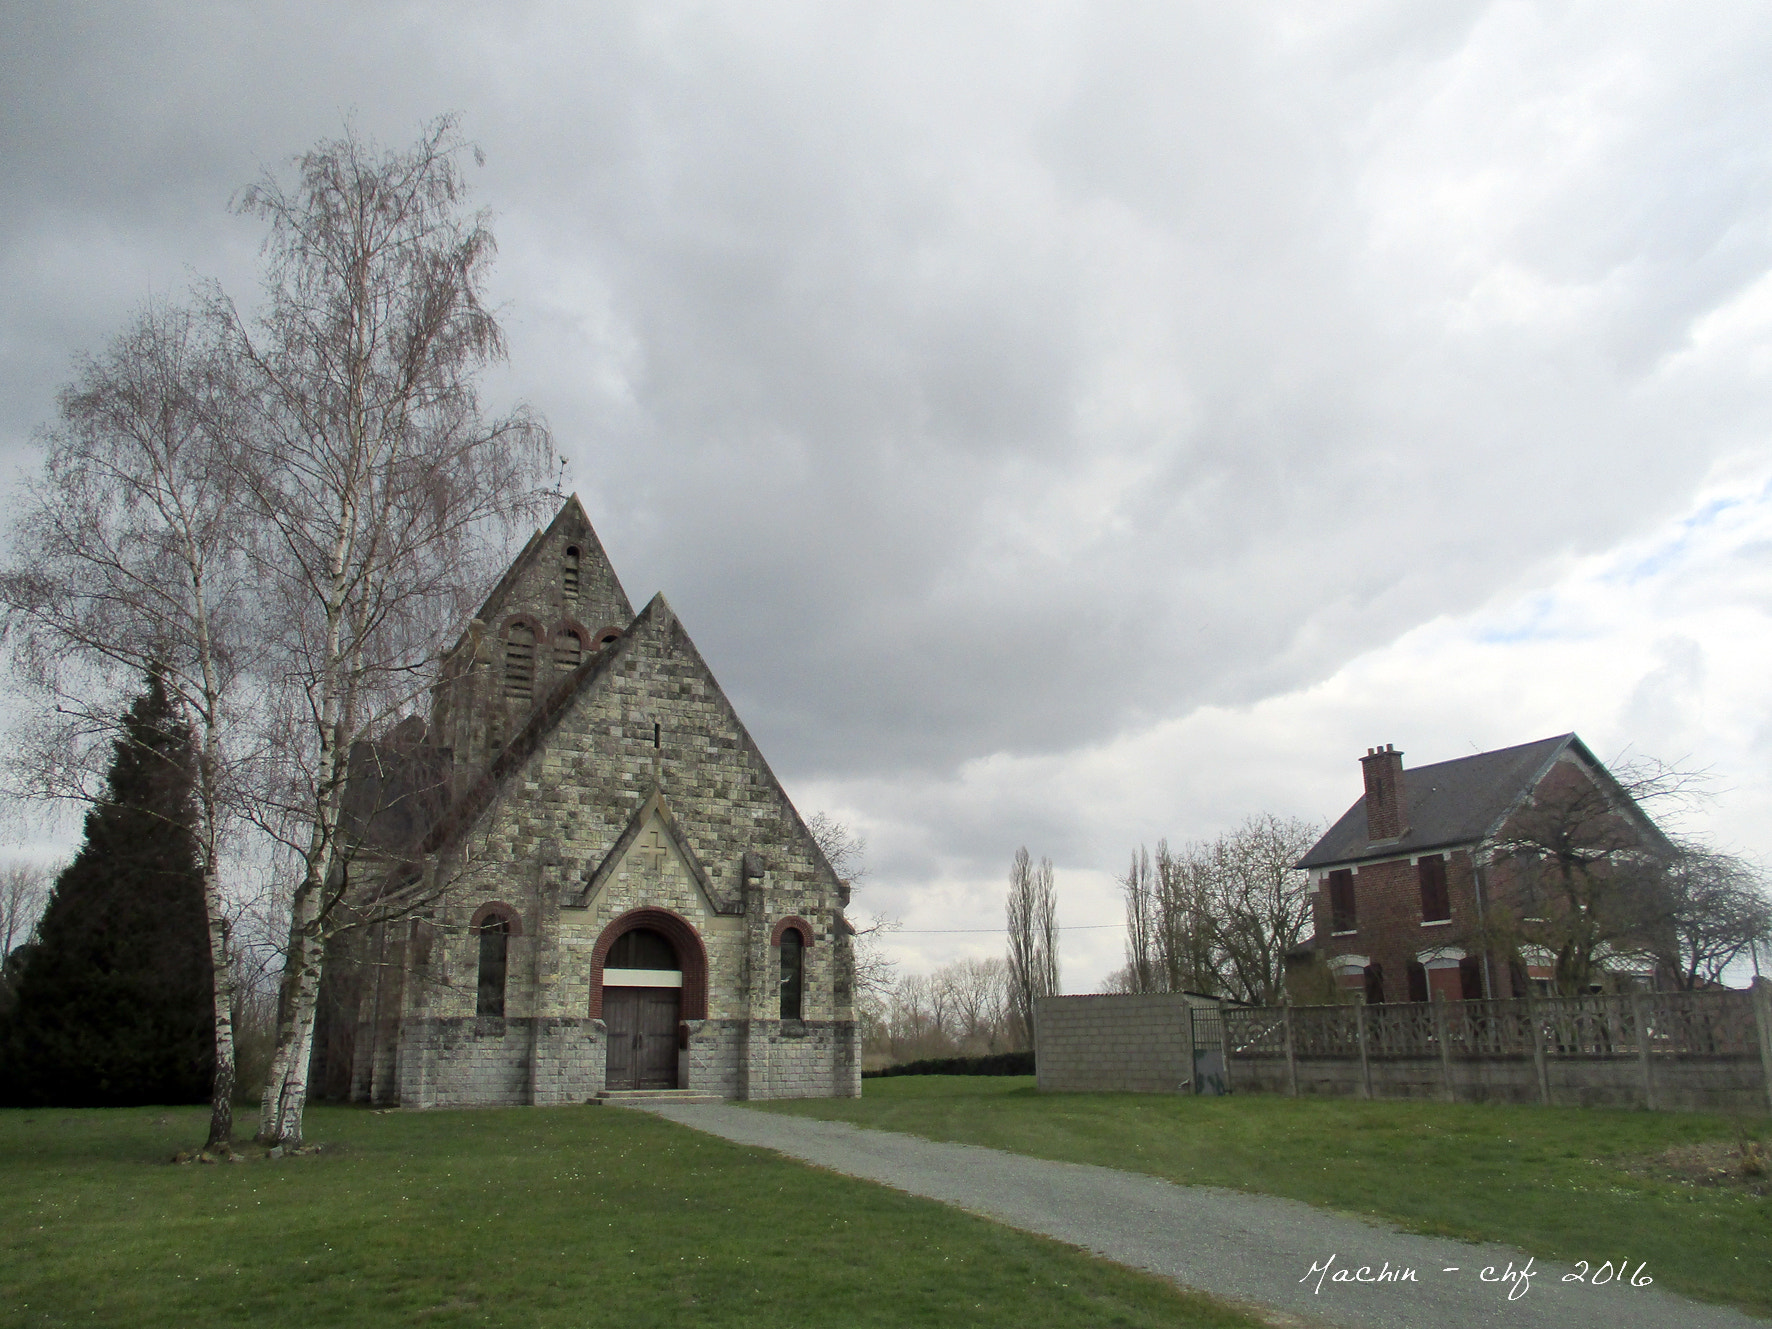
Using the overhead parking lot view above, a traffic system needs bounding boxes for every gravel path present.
[634,1101,1762,1329]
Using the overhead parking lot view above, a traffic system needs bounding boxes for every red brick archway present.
[589,907,708,1020]
[770,916,815,948]
[470,901,524,936]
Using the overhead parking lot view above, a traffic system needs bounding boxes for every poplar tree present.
[1005,847,1058,1049]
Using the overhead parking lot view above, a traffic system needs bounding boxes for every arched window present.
[553,628,583,671]
[779,929,804,1021]
[563,546,580,602]
[476,916,511,1017]
[504,623,536,700]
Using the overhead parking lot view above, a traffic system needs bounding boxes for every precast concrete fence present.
[1224,981,1772,1113]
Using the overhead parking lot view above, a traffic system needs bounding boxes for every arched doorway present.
[591,910,708,1091]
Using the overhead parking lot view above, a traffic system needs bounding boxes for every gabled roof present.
[1298,733,1585,869]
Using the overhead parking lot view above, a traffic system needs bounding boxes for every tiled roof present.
[1297,733,1578,869]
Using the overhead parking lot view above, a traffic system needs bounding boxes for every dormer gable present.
[571,789,739,916]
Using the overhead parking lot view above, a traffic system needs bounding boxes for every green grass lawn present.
[758,1077,1772,1316]
[0,1103,1271,1329]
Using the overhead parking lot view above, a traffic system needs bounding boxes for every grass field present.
[759,1076,1772,1316]
[0,1103,1273,1329]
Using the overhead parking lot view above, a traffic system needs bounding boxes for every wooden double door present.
[604,987,681,1090]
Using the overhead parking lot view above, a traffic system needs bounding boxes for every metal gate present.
[1190,1004,1229,1096]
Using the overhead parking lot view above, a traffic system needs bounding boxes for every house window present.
[1406,961,1429,1003]
[1459,956,1485,1000]
[504,623,536,700]
[1417,854,1450,923]
[1328,869,1356,933]
[1512,850,1546,920]
[779,928,804,1021]
[476,916,511,1017]
[553,628,583,671]
[563,546,580,602]
[1363,963,1385,1005]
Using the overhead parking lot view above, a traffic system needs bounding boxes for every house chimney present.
[1360,744,1407,841]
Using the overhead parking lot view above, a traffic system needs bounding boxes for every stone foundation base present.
[353,1015,860,1107]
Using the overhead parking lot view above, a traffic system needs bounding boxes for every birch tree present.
[0,303,251,1146]
[219,117,551,1146]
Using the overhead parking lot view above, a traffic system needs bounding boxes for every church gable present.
[477,590,841,911]
[429,496,636,772]
[474,494,633,636]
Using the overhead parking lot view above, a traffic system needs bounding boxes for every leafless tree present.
[1120,817,1318,1004]
[1480,755,1691,995]
[1122,845,1158,993]
[806,809,897,999]
[1122,839,1220,995]
[0,862,49,962]
[1648,848,1772,990]
[0,303,254,1146]
[1005,846,1058,1049]
[212,116,553,1147]
[806,810,868,886]
[942,956,1010,1052]
[1206,814,1320,1005]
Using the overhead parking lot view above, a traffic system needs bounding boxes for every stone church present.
[320,497,860,1106]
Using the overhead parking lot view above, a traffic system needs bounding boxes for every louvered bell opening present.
[554,629,583,671]
[563,545,580,602]
[504,624,536,699]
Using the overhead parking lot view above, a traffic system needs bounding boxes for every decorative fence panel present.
[1222,984,1772,1113]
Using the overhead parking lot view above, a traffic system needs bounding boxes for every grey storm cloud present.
[5,3,1772,965]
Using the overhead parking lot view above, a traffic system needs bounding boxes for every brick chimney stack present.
[1360,744,1407,841]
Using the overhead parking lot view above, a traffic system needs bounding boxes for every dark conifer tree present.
[0,671,213,1105]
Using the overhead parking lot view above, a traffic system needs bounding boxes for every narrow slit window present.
[476,916,511,1017]
[1328,869,1356,933]
[563,546,580,602]
[779,928,804,1021]
[504,624,536,700]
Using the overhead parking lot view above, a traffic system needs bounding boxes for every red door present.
[603,988,681,1090]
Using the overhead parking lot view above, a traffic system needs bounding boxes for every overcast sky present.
[5,2,1771,989]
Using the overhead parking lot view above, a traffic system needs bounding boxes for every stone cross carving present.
[638,828,669,873]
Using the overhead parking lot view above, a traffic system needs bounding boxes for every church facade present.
[327,497,860,1106]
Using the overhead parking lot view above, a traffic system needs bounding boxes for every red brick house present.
[1294,735,1674,1003]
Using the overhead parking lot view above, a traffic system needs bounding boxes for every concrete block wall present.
[1035,993,1204,1094]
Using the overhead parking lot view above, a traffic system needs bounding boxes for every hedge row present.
[862,1051,1035,1079]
